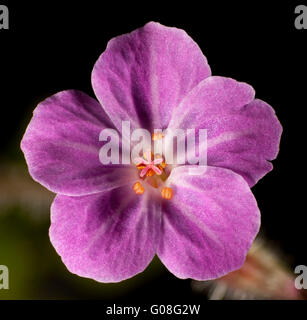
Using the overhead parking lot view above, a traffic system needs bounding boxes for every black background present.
[0,0,306,305]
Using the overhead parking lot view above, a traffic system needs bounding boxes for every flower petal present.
[50,185,161,282]
[92,22,211,131]
[157,165,260,280]
[168,76,282,186]
[21,90,134,196]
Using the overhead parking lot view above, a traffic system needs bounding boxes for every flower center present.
[135,150,164,178]
[132,134,173,200]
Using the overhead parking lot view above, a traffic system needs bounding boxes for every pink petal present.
[168,76,282,186]
[91,22,211,131]
[50,185,161,282]
[21,90,135,196]
[157,165,260,280]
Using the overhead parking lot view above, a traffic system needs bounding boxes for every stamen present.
[152,132,165,140]
[146,169,155,177]
[133,148,173,199]
[161,187,173,200]
[133,182,144,195]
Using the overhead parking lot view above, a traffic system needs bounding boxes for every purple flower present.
[21,22,282,282]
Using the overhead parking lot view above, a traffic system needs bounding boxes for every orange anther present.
[146,169,155,177]
[152,132,165,140]
[161,187,173,200]
[158,162,167,169]
[133,182,144,195]
[136,164,146,170]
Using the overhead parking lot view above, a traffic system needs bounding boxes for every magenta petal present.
[157,165,260,280]
[50,185,161,282]
[168,76,282,186]
[21,90,134,196]
[91,22,211,131]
